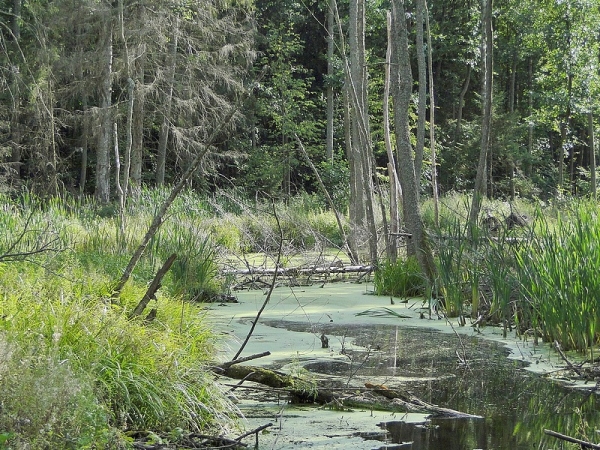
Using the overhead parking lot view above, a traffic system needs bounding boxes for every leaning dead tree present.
[112,70,266,299]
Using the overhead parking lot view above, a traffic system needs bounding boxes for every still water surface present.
[264,321,600,449]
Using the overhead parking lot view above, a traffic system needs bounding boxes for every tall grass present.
[0,192,239,448]
[0,262,236,447]
[515,202,600,354]
[374,256,425,298]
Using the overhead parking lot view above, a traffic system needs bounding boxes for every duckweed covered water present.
[216,284,600,449]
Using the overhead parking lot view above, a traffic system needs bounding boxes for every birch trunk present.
[425,1,439,226]
[326,0,335,162]
[415,0,426,182]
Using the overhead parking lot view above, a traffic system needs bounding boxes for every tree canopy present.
[2,0,599,202]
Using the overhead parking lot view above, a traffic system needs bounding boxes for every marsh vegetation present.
[0,189,599,448]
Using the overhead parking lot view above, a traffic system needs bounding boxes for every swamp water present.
[209,283,600,449]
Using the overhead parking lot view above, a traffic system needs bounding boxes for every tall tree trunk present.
[129,2,147,197]
[384,11,400,262]
[326,0,335,162]
[156,18,179,186]
[355,0,379,267]
[9,0,22,184]
[508,49,517,200]
[339,0,377,264]
[95,16,113,204]
[527,57,533,178]
[130,60,145,198]
[425,1,439,226]
[415,0,426,183]
[390,0,437,286]
[468,0,493,232]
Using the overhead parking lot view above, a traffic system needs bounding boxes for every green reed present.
[515,202,600,354]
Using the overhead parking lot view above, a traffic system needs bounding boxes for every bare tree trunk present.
[342,75,360,261]
[156,18,179,186]
[130,62,145,198]
[425,1,439,226]
[351,0,378,264]
[95,16,113,204]
[348,0,367,251]
[468,0,493,232]
[114,122,125,237]
[384,11,400,262]
[9,0,22,185]
[508,50,517,201]
[566,73,574,192]
[129,2,147,198]
[415,0,426,183]
[527,57,533,178]
[326,0,335,162]
[390,0,437,286]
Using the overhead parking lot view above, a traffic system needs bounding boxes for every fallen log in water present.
[364,383,482,419]
[223,265,373,276]
[213,363,481,419]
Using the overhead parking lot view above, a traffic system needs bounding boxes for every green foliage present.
[160,221,221,301]
[0,192,239,448]
[374,257,425,298]
[0,258,234,442]
[515,201,600,353]
[434,217,472,318]
[0,336,116,450]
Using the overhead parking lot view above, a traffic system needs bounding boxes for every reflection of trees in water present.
[314,326,600,450]
[267,321,599,449]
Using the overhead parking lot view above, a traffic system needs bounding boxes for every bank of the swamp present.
[207,282,600,449]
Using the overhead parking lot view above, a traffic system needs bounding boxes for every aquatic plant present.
[515,201,600,354]
[434,217,471,318]
[374,256,425,298]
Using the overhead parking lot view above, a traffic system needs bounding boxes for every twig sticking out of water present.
[231,201,283,361]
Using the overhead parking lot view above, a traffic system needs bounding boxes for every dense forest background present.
[1,0,599,205]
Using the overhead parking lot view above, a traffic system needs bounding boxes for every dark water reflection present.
[264,321,600,449]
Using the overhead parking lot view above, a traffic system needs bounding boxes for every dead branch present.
[224,265,373,276]
[129,253,177,318]
[364,383,482,419]
[544,429,600,449]
[234,422,273,442]
[219,351,271,370]
[231,201,283,361]
[554,340,584,377]
[295,133,358,264]
[0,212,62,263]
